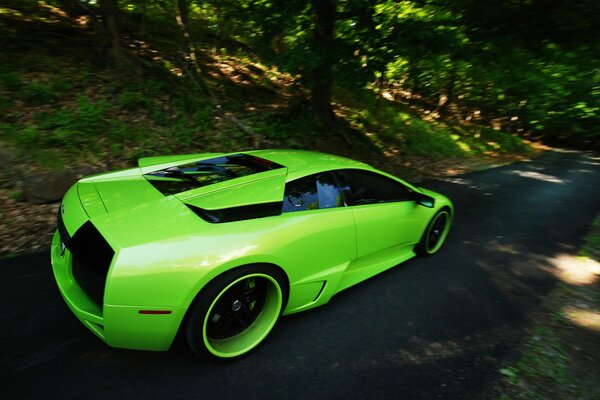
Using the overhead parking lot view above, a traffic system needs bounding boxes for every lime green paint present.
[201,273,283,358]
[104,305,187,351]
[61,184,89,235]
[338,248,415,292]
[245,149,367,172]
[184,169,286,210]
[78,182,107,216]
[92,177,164,213]
[51,149,453,353]
[285,281,325,312]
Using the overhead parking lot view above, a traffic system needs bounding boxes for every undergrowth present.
[0,11,534,171]
[335,87,532,163]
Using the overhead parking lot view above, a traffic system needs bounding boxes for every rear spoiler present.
[138,153,222,169]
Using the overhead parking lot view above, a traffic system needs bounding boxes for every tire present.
[415,209,452,256]
[185,265,287,359]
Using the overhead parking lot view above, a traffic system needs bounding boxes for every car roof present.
[246,149,370,172]
[140,150,376,209]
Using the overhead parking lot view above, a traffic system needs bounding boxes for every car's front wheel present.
[415,208,452,256]
[186,265,287,359]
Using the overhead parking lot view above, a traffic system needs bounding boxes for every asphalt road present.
[1,150,599,400]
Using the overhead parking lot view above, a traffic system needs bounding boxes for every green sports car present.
[51,149,453,359]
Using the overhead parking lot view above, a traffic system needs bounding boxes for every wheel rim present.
[202,273,282,358]
[425,211,450,254]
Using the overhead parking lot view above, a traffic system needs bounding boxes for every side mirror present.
[410,190,435,208]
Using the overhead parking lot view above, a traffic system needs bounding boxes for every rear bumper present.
[51,230,106,341]
[51,230,186,351]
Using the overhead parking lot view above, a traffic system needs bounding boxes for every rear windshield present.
[144,154,284,196]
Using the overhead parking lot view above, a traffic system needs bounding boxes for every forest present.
[0,0,598,177]
[1,3,599,398]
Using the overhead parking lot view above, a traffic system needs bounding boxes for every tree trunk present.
[175,1,192,63]
[99,0,125,68]
[139,2,147,36]
[311,0,336,129]
[375,67,386,113]
[173,1,262,148]
[438,65,457,117]
[407,60,421,97]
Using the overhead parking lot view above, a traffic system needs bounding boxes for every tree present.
[310,0,336,127]
[99,0,126,67]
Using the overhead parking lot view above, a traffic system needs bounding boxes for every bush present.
[16,125,42,147]
[0,96,14,117]
[402,120,464,158]
[22,80,57,104]
[0,72,23,91]
[30,96,108,148]
[119,90,152,111]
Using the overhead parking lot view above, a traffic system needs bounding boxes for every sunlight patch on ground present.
[564,306,600,333]
[507,170,566,184]
[389,339,463,365]
[493,243,522,256]
[379,327,514,367]
[438,176,500,192]
[438,177,473,185]
[548,254,600,285]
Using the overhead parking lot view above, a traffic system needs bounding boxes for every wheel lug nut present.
[231,300,242,312]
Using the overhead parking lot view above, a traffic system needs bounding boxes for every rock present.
[0,143,13,170]
[21,170,78,204]
[0,144,17,189]
[0,170,14,189]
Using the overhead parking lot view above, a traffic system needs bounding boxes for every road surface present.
[1,150,599,399]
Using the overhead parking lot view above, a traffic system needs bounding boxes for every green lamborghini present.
[51,149,453,359]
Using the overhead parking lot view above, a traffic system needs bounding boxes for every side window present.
[282,173,343,213]
[334,169,411,206]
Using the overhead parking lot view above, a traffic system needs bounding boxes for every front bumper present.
[51,230,186,351]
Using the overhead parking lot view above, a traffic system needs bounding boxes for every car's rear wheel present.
[415,209,451,256]
[186,265,287,359]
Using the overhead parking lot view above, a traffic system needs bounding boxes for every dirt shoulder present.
[493,214,600,400]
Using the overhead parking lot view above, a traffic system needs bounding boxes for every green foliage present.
[146,77,173,96]
[450,126,531,155]
[18,96,110,149]
[0,95,14,116]
[107,119,138,142]
[119,91,152,111]
[151,107,168,126]
[580,214,600,261]
[1,0,597,170]
[340,87,530,160]
[16,124,42,147]
[50,79,74,94]
[0,71,23,91]
[192,104,215,131]
[500,326,570,399]
[400,119,463,158]
[8,190,23,201]
[22,80,57,104]
[0,122,19,139]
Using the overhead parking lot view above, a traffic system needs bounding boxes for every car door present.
[333,169,422,262]
[277,172,357,311]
